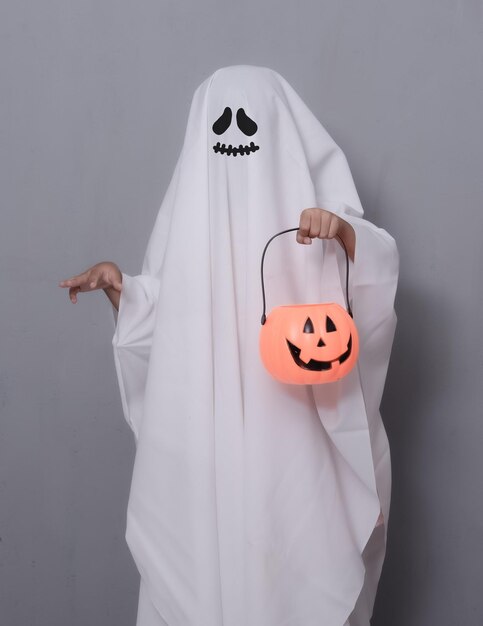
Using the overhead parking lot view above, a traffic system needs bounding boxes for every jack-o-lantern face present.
[259,303,359,384]
[212,107,260,157]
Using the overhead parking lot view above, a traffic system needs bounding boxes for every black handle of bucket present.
[260,227,353,325]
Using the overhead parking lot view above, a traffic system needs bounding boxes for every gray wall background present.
[1,1,482,625]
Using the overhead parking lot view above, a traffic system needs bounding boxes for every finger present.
[296,231,312,244]
[308,211,322,238]
[297,210,313,244]
[102,269,116,290]
[298,209,311,236]
[107,269,123,291]
[97,270,119,291]
[59,274,79,286]
[105,275,123,291]
[112,277,123,291]
[59,272,88,288]
[315,211,331,239]
[69,286,80,303]
[327,216,340,239]
[88,271,102,289]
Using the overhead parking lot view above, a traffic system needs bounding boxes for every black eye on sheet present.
[212,107,232,135]
[236,108,258,136]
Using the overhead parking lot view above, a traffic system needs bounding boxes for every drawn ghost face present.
[212,107,260,157]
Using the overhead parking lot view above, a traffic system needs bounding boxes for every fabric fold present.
[112,272,160,440]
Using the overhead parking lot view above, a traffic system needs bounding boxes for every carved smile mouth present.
[213,142,260,157]
[286,335,353,371]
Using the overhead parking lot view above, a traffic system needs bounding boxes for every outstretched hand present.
[58,261,122,304]
[297,207,355,261]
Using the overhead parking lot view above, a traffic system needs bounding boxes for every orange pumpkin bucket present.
[259,227,359,385]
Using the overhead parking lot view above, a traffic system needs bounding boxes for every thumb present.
[110,273,122,291]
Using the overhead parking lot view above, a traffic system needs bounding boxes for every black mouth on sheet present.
[212,142,260,157]
[286,334,353,371]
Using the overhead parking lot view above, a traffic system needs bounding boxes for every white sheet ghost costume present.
[111,65,399,626]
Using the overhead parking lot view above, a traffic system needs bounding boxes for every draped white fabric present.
[111,65,399,626]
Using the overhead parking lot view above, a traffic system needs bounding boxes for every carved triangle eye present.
[212,107,232,135]
[236,108,258,136]
[326,315,337,332]
[303,317,314,333]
